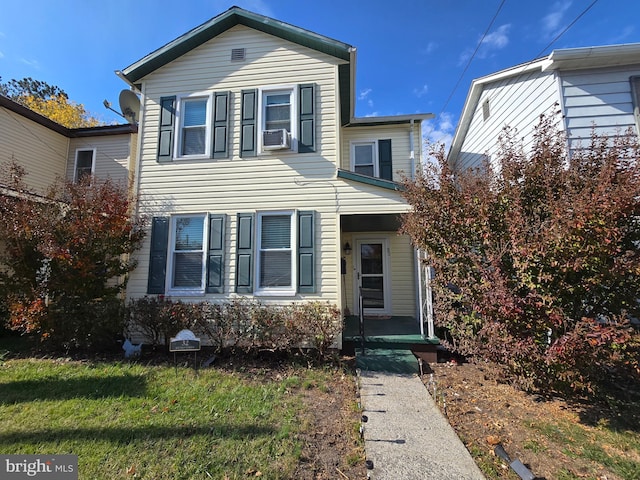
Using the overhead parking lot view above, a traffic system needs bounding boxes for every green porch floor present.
[343,316,439,374]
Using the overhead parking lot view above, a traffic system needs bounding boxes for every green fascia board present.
[121,6,353,83]
[337,169,405,191]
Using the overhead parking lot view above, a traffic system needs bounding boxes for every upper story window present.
[74,148,95,183]
[349,139,393,181]
[352,142,377,177]
[157,92,229,162]
[179,97,209,156]
[258,86,296,152]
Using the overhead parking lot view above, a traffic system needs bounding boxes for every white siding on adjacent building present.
[67,134,131,186]
[561,65,640,145]
[0,105,68,194]
[455,69,559,171]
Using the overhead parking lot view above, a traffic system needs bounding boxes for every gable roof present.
[448,42,640,163]
[118,6,432,127]
[120,6,353,84]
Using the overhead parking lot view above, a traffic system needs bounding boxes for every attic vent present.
[482,99,490,121]
[231,48,246,61]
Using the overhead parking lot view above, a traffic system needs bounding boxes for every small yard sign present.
[169,329,201,352]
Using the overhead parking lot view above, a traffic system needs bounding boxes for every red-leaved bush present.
[0,161,146,350]
[401,115,640,395]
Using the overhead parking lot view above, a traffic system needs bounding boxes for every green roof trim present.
[121,6,353,83]
[337,169,405,191]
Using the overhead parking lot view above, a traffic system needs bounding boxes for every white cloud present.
[422,112,456,154]
[458,24,511,66]
[0,51,4,59]
[481,24,510,49]
[212,0,275,18]
[414,84,429,98]
[20,58,40,69]
[542,1,572,38]
[424,41,438,55]
[359,88,372,100]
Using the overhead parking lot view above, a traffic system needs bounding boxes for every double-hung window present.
[352,142,377,177]
[256,211,296,295]
[169,214,207,293]
[350,139,393,181]
[74,148,95,183]
[258,86,296,152]
[177,96,210,157]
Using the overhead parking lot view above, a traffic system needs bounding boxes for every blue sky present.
[2,0,640,149]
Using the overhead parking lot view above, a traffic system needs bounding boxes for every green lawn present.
[0,356,334,479]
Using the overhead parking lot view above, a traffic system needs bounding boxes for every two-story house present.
[449,43,640,171]
[117,7,434,346]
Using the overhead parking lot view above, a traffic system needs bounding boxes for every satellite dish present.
[118,89,140,124]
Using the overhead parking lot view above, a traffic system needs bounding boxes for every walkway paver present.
[358,370,486,480]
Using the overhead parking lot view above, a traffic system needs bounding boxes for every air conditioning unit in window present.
[262,129,290,150]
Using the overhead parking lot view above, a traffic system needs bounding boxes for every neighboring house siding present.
[456,69,558,171]
[67,134,132,185]
[561,65,640,144]
[0,104,69,194]
[128,25,343,301]
[341,123,420,181]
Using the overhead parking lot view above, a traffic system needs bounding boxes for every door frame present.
[352,236,392,316]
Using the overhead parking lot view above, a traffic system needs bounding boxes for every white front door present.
[354,238,391,315]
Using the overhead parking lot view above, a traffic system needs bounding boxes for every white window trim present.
[350,140,379,178]
[73,148,96,183]
[257,85,298,154]
[254,210,297,297]
[166,213,208,296]
[173,92,213,160]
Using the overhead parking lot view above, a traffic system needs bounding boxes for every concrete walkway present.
[358,370,486,480]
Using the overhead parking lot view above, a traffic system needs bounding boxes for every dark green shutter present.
[147,216,169,294]
[206,214,226,293]
[297,211,315,293]
[378,139,393,181]
[298,84,315,153]
[240,90,257,157]
[235,213,254,293]
[157,96,176,162]
[212,92,229,159]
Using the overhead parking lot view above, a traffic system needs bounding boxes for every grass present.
[527,418,640,480]
[0,356,336,479]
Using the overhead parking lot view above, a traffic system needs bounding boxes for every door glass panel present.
[360,242,385,310]
[362,277,384,309]
[361,244,383,274]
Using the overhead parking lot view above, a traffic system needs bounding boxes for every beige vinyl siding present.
[0,105,68,195]
[67,134,131,185]
[561,65,640,145]
[455,69,559,171]
[128,25,343,302]
[341,123,420,181]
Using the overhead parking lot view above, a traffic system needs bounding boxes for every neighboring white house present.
[449,43,640,171]
[117,7,434,342]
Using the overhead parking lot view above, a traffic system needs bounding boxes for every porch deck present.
[342,316,439,373]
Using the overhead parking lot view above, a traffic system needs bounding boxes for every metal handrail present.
[358,287,365,355]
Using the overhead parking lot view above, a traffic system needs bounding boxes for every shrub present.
[125,297,341,358]
[401,116,640,395]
